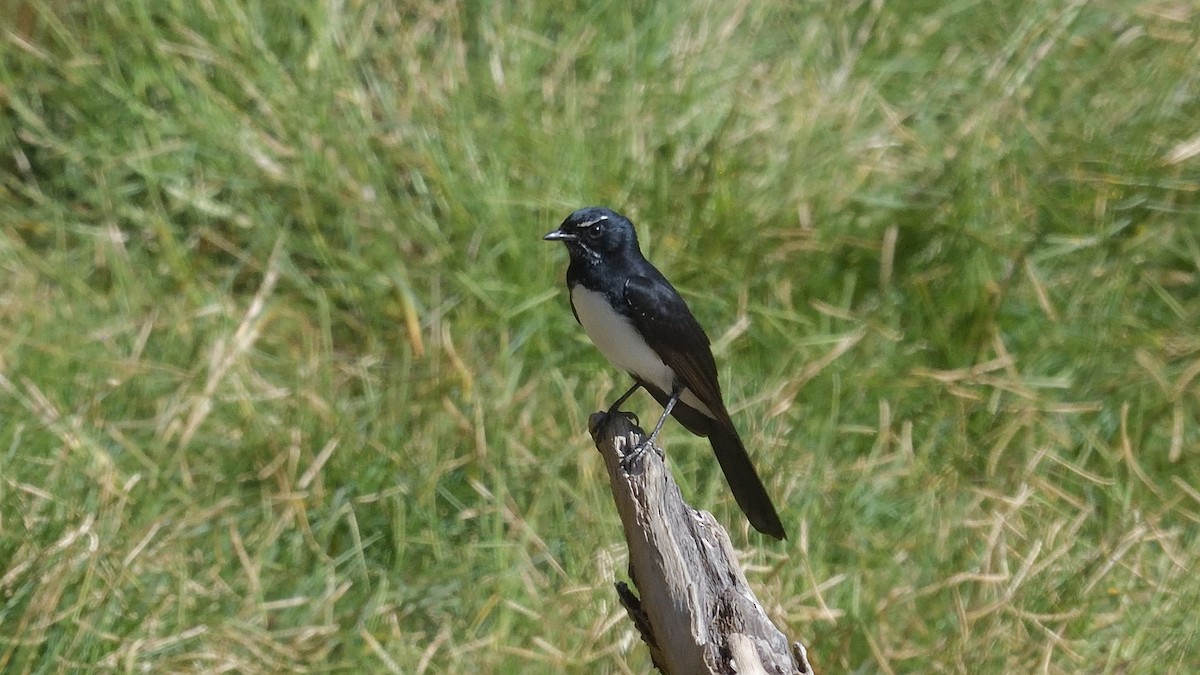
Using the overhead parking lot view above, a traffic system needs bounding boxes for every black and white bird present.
[544,206,785,539]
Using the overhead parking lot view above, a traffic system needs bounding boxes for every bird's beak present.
[543,229,576,242]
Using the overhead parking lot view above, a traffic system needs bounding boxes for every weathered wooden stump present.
[589,412,813,675]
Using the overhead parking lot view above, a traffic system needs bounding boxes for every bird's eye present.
[590,223,602,236]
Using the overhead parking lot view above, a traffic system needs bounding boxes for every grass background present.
[2,0,1198,672]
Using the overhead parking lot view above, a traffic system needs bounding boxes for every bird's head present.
[543,207,640,261]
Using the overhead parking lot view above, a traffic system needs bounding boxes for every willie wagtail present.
[544,206,786,539]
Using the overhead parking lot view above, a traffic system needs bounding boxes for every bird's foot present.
[603,407,639,428]
[620,438,649,472]
[629,435,665,460]
[620,437,664,473]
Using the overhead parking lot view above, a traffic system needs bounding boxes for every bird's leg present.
[605,382,643,426]
[637,383,683,452]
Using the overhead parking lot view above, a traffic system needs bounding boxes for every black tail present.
[708,424,787,540]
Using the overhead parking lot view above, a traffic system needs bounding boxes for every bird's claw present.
[603,408,639,428]
[630,436,664,460]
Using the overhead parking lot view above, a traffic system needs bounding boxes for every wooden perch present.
[588,412,813,675]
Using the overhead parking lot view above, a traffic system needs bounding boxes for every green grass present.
[2,0,1198,672]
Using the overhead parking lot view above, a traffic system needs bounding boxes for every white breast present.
[571,286,714,418]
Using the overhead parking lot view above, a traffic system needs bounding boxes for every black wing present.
[622,273,732,424]
[624,273,786,538]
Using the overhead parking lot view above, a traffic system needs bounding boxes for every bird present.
[544,206,786,539]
